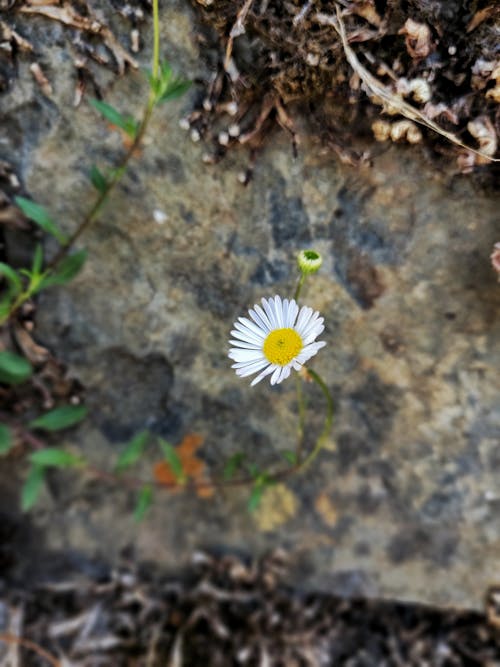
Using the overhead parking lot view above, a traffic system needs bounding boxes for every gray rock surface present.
[1,0,500,609]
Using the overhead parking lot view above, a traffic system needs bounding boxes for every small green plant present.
[0,0,189,328]
[0,1,334,522]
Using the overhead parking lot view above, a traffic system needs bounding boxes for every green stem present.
[152,0,160,81]
[2,1,163,324]
[298,369,334,471]
[293,272,306,301]
[294,373,306,463]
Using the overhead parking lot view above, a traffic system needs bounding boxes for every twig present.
[314,6,499,162]
[0,633,61,667]
[225,0,254,71]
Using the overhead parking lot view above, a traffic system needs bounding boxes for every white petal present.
[232,357,266,368]
[262,297,278,329]
[238,316,266,339]
[254,304,272,331]
[233,323,264,344]
[295,341,326,364]
[300,314,323,339]
[277,365,291,384]
[294,306,312,335]
[302,324,325,345]
[229,339,263,350]
[282,299,289,328]
[273,295,283,327]
[250,364,276,386]
[286,300,299,328]
[230,331,262,348]
[249,307,270,332]
[234,359,269,376]
[229,349,264,362]
[270,366,282,385]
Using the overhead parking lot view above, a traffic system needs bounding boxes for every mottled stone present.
[1,0,499,611]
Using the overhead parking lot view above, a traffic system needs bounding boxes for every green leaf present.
[281,450,298,466]
[0,350,32,385]
[21,465,45,511]
[40,250,87,289]
[89,99,139,138]
[0,424,13,455]
[0,297,12,320]
[29,405,88,431]
[14,196,67,244]
[31,244,44,276]
[223,452,246,480]
[116,430,149,472]
[89,165,107,194]
[246,463,260,479]
[247,483,265,513]
[158,78,191,104]
[30,447,84,468]
[134,485,153,522]
[0,263,22,295]
[159,438,185,483]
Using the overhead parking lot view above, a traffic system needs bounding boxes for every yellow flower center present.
[263,328,303,366]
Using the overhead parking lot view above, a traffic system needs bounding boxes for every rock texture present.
[1,0,499,609]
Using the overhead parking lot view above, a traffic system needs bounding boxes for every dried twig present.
[314,6,499,163]
[224,0,254,71]
[0,633,61,667]
[19,2,138,74]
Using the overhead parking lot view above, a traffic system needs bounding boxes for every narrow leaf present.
[21,465,45,511]
[31,244,44,276]
[89,99,138,138]
[281,450,298,466]
[0,297,12,319]
[158,79,191,103]
[0,263,22,295]
[248,483,265,513]
[89,165,107,193]
[0,350,32,385]
[223,452,246,480]
[29,405,88,431]
[30,448,84,468]
[116,430,149,472]
[0,424,13,455]
[14,196,67,244]
[40,250,87,289]
[160,60,173,81]
[159,438,185,483]
[134,485,153,522]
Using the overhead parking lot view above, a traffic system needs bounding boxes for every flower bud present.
[298,249,322,274]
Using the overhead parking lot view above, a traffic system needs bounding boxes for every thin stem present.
[297,368,334,471]
[294,373,306,463]
[4,1,163,322]
[293,271,306,301]
[152,0,160,81]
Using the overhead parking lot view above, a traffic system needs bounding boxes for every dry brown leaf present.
[0,20,34,51]
[30,62,52,96]
[466,5,499,33]
[20,2,138,74]
[13,326,50,364]
[154,433,214,497]
[398,18,432,59]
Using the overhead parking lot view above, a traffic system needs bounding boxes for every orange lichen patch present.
[314,492,338,527]
[153,433,214,498]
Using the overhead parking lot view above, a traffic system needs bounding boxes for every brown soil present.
[186,0,500,177]
[2,550,500,665]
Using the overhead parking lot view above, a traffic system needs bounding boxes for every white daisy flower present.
[228,295,326,386]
